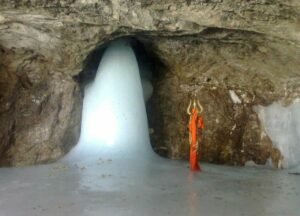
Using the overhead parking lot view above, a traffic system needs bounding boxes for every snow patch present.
[229,90,242,104]
[254,99,300,168]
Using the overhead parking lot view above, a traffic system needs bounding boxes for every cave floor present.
[0,153,299,216]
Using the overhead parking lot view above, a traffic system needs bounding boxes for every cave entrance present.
[71,37,163,159]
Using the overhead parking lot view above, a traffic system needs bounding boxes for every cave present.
[0,1,300,215]
[73,37,165,157]
[68,37,156,160]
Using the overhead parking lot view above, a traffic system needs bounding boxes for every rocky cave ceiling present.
[0,0,299,166]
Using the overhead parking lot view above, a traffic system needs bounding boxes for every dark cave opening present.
[74,37,166,88]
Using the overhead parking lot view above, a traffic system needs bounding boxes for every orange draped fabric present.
[189,108,204,171]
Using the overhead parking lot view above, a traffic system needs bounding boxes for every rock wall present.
[0,48,82,166]
[145,35,300,166]
[0,0,299,166]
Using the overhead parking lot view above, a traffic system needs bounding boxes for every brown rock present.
[0,0,299,166]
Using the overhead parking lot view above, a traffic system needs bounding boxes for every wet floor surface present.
[0,154,299,216]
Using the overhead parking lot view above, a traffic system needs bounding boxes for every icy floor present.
[0,153,300,216]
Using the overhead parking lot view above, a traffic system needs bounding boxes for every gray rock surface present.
[0,0,299,166]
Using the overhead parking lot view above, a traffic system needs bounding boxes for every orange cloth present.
[189,108,204,171]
